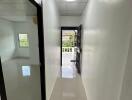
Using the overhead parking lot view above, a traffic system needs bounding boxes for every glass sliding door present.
[0,0,42,100]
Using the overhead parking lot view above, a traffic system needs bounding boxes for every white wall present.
[43,0,60,100]
[119,32,132,100]
[60,16,81,26]
[0,18,15,62]
[81,0,132,100]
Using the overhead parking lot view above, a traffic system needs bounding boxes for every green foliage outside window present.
[19,34,29,47]
[62,34,75,47]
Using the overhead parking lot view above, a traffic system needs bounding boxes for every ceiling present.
[0,0,88,21]
[0,0,37,21]
[56,0,88,16]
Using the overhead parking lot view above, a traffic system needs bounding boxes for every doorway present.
[61,26,82,78]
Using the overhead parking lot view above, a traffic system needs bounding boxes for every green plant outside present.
[62,35,75,47]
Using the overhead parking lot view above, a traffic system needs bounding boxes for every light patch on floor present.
[62,49,76,78]
[50,74,87,100]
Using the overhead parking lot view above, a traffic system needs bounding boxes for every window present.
[22,66,31,77]
[18,33,29,47]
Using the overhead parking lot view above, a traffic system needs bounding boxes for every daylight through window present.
[19,33,29,47]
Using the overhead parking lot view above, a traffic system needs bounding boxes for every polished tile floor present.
[51,50,87,100]
[62,51,76,78]
[50,71,87,100]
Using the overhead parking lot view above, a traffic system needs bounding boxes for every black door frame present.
[76,25,82,74]
[61,27,78,66]
[29,1,46,100]
[61,26,82,75]
[60,26,79,77]
[0,58,7,100]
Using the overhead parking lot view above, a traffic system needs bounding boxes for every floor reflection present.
[52,48,87,100]
[62,65,76,79]
[62,51,76,79]
[1,59,41,100]
[50,74,87,100]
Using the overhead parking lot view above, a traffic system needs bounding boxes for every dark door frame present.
[61,26,82,75]
[60,26,79,77]
[61,26,78,66]
[76,25,82,74]
[29,1,46,100]
[0,58,7,100]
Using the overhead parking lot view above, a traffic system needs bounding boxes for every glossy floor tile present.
[50,73,87,100]
[1,59,41,100]
[62,51,76,78]
[62,65,76,78]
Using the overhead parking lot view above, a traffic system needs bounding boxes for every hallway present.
[43,0,132,100]
[50,73,87,100]
[1,0,132,100]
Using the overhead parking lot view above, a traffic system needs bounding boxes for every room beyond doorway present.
[61,26,82,78]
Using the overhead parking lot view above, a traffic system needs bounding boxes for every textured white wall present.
[81,0,132,100]
[60,16,81,26]
[43,0,60,100]
[0,18,15,62]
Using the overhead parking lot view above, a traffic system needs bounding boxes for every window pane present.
[19,34,29,47]
[22,66,31,77]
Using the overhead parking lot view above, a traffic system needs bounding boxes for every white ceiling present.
[0,0,37,21]
[56,0,88,16]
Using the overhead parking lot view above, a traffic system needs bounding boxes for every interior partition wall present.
[29,1,46,100]
[0,0,46,100]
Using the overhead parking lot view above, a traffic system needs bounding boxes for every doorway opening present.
[61,26,82,78]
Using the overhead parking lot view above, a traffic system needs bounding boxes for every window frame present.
[18,33,29,48]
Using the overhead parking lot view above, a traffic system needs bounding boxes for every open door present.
[61,26,83,76]
[76,25,82,74]
[61,27,78,78]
